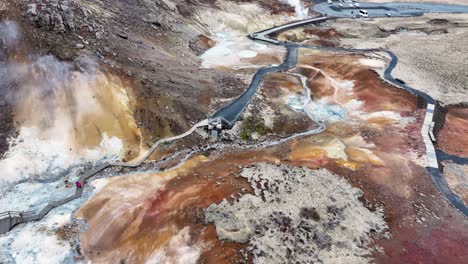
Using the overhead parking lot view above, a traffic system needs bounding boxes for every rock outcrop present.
[26,1,75,33]
[205,163,388,263]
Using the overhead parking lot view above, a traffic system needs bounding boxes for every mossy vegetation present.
[300,207,321,221]
[51,43,79,60]
[240,116,270,141]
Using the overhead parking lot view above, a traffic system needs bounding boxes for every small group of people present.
[75,181,82,189]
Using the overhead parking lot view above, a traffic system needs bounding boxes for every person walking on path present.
[76,181,82,189]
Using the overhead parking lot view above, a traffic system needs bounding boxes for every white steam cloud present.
[279,0,308,18]
[0,22,139,191]
[145,227,201,264]
[0,55,125,190]
[0,20,21,49]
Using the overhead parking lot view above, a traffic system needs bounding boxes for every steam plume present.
[0,20,20,50]
[279,0,308,18]
[0,21,141,188]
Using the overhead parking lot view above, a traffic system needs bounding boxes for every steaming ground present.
[201,32,285,70]
[0,2,302,262]
[145,227,202,264]
[0,194,87,264]
[279,0,308,18]
[0,21,20,157]
[205,164,387,263]
[0,20,139,191]
[0,23,142,235]
[0,55,141,192]
[0,52,140,261]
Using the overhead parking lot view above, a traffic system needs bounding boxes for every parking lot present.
[313,1,468,18]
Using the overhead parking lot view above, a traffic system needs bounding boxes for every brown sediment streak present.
[306,71,334,98]
[76,155,209,262]
[259,72,316,135]
[277,28,343,47]
[243,52,283,66]
[76,151,279,263]
[262,72,304,97]
[296,49,417,113]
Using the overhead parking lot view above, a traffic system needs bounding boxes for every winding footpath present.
[212,16,468,215]
[0,120,208,234]
[1,13,467,235]
[210,46,298,127]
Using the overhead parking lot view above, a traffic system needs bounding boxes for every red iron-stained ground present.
[76,50,468,264]
[437,105,468,158]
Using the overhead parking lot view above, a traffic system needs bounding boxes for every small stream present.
[211,15,468,215]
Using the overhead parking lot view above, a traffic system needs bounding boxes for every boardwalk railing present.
[0,211,35,235]
[0,120,208,235]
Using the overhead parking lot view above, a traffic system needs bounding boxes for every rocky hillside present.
[2,0,291,149]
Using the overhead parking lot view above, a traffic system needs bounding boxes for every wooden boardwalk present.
[0,120,208,235]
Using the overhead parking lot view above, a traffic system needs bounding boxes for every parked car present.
[359,9,368,18]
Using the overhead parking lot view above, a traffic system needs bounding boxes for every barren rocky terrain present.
[205,164,387,263]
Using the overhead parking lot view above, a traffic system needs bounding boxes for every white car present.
[354,3,360,7]
[359,9,368,17]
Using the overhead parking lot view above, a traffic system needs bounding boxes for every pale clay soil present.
[323,13,468,105]
[443,162,468,205]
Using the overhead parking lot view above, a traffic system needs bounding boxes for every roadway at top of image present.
[313,1,468,18]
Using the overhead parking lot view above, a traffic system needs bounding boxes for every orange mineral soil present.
[76,152,282,263]
[292,50,467,264]
[76,49,468,264]
[260,72,316,135]
[9,56,142,161]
